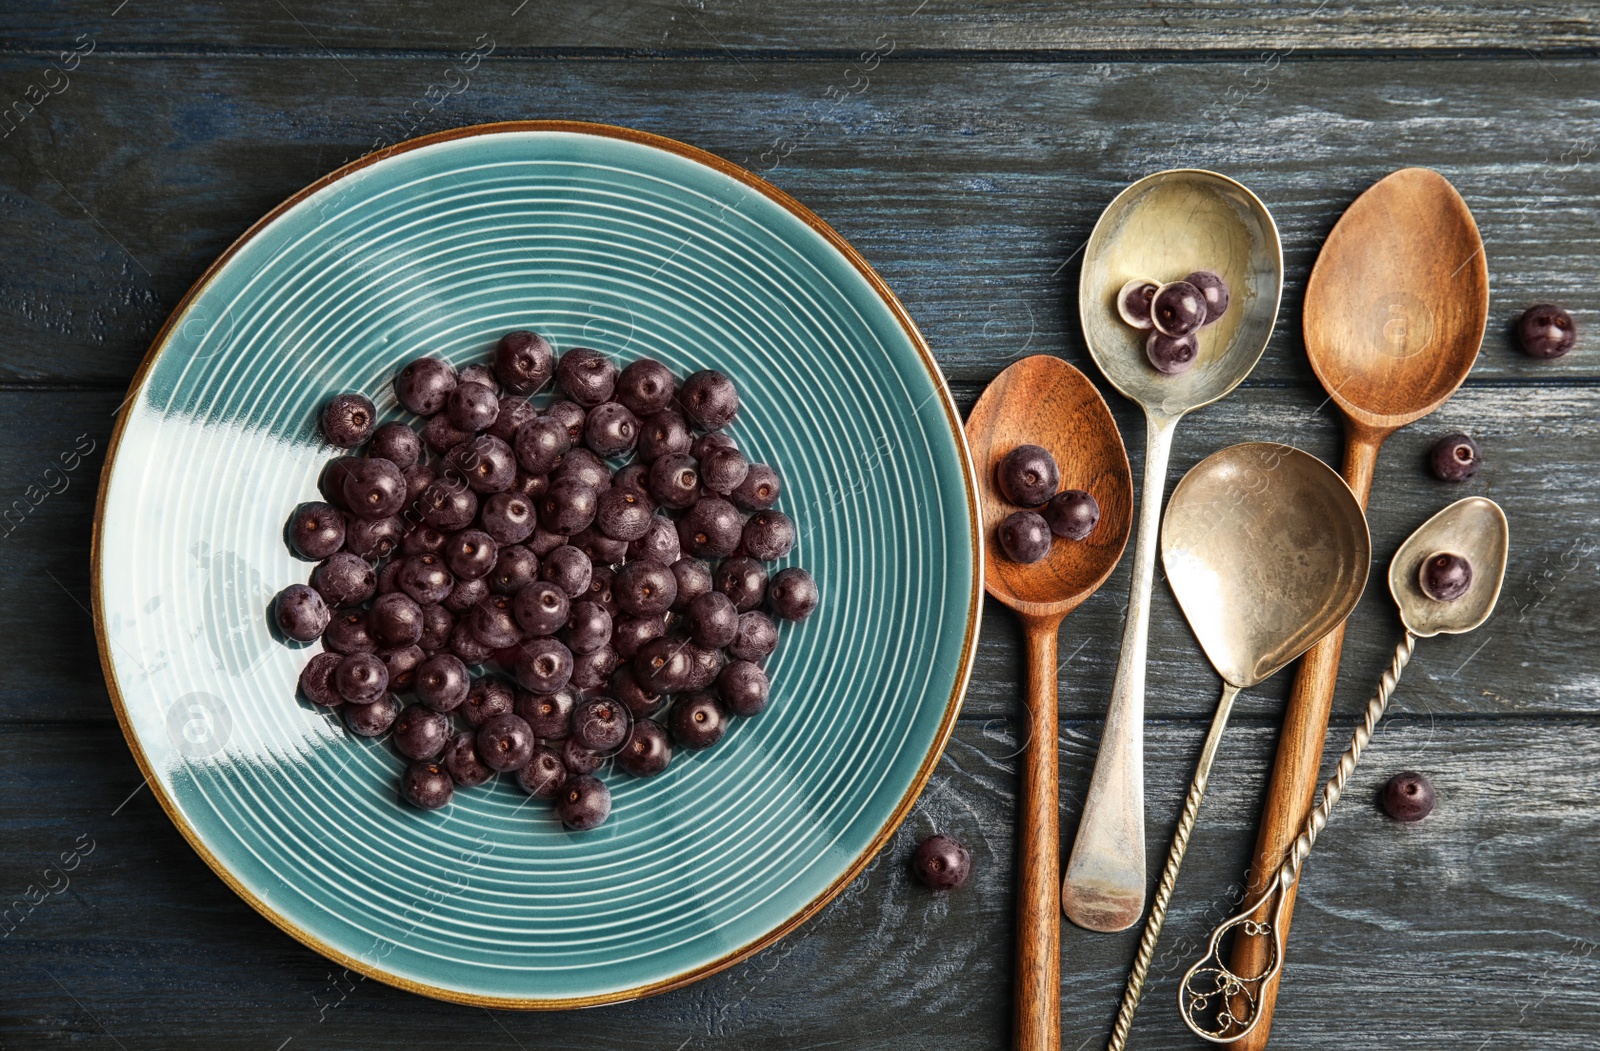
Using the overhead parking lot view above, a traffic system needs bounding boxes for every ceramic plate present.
[93,122,980,1007]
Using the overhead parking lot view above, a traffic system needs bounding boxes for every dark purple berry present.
[561,736,604,776]
[999,511,1052,564]
[514,580,571,637]
[634,635,694,695]
[637,409,692,463]
[451,435,517,494]
[615,558,677,617]
[416,653,470,712]
[686,591,739,648]
[368,422,421,469]
[488,395,538,444]
[471,593,524,650]
[540,545,592,598]
[691,431,735,461]
[494,330,555,394]
[343,457,406,519]
[324,609,377,654]
[742,509,796,561]
[699,446,749,495]
[515,745,567,797]
[1151,280,1207,337]
[768,567,818,621]
[275,584,330,642]
[648,453,700,510]
[320,392,376,447]
[1117,278,1158,329]
[1380,771,1435,822]
[538,478,598,536]
[583,401,639,457]
[443,731,495,787]
[612,463,648,493]
[400,760,453,809]
[418,478,478,532]
[442,574,489,614]
[344,515,405,560]
[289,501,346,560]
[460,676,514,730]
[556,774,612,830]
[718,660,769,717]
[379,643,425,692]
[1146,329,1199,374]
[481,492,537,547]
[376,558,406,596]
[420,413,473,455]
[1420,552,1472,602]
[298,652,344,707]
[678,497,744,559]
[730,462,781,511]
[402,464,435,506]
[670,691,728,750]
[392,705,450,761]
[417,603,453,651]
[458,363,497,392]
[570,696,631,754]
[715,556,768,613]
[570,644,620,692]
[1044,490,1100,540]
[476,713,535,772]
[728,611,778,662]
[311,551,376,608]
[679,369,739,430]
[393,357,457,416]
[1517,303,1576,360]
[595,486,655,541]
[912,834,971,890]
[561,600,613,655]
[554,447,609,491]
[627,515,681,564]
[670,557,713,611]
[446,381,499,432]
[1429,434,1481,482]
[490,544,539,594]
[569,524,628,566]
[401,524,447,557]
[369,592,424,648]
[617,720,673,777]
[609,664,664,717]
[398,552,453,605]
[513,416,571,475]
[615,358,676,416]
[335,652,389,703]
[997,445,1058,507]
[449,620,494,665]
[344,692,400,736]
[557,347,617,407]
[318,455,361,511]
[515,686,576,739]
[444,529,498,581]
[513,637,574,694]
[545,399,586,444]
[1185,270,1230,326]
[612,614,667,662]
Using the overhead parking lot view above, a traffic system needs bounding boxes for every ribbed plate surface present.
[93,122,980,1007]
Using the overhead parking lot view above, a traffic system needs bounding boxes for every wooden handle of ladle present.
[1224,426,1382,1050]
[1015,616,1062,1051]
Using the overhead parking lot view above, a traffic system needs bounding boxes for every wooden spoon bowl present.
[965,354,1132,1051]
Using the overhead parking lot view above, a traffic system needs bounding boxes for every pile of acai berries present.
[271,332,818,831]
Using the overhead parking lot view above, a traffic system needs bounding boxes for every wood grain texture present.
[2,58,1600,388]
[3,718,1597,1048]
[1,0,1597,52]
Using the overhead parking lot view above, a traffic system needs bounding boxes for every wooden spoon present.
[1225,167,1487,1049]
[965,355,1133,1051]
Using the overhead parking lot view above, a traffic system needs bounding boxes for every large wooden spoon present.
[966,355,1133,1051]
[1225,167,1488,1049]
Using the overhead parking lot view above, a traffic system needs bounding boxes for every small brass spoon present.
[1106,442,1369,1051]
[1068,170,1283,932]
[1180,497,1509,1044]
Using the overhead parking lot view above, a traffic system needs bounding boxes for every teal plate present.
[93,122,981,1008]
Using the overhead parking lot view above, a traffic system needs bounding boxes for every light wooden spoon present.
[966,355,1133,1051]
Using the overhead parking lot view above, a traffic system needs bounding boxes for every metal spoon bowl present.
[1390,496,1509,638]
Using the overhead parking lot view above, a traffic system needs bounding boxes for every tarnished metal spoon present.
[1182,497,1508,1044]
[1068,170,1284,932]
[1104,442,1369,1051]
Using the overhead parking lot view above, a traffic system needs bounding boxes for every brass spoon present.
[1103,442,1370,1051]
[1230,168,1489,1046]
[1183,497,1508,1044]
[965,355,1133,1051]
[1068,170,1284,932]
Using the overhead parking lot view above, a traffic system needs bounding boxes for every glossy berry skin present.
[368,422,422,469]
[335,652,389,704]
[516,686,576,739]
[515,745,568,797]
[571,525,628,567]
[1419,552,1473,602]
[416,653,470,712]
[617,719,673,777]
[570,696,632,754]
[514,637,575,694]
[554,447,609,491]
[718,660,770,717]
[298,652,344,707]
[998,511,1052,564]
[637,410,692,463]
[1517,303,1576,360]
[997,445,1058,507]
[610,665,664,717]
[324,609,377,655]
[538,477,599,536]
[369,592,424,647]
[1146,329,1199,374]
[768,567,819,622]
[490,544,539,594]
[616,358,677,416]
[392,705,450,761]
[585,567,618,614]
[1185,270,1231,326]
[339,694,397,739]
[1429,433,1481,482]
[393,357,457,415]
[401,523,447,557]
[742,509,796,561]
[556,774,612,830]
[730,462,781,512]
[728,611,779,663]
[911,834,971,890]
[595,486,655,541]
[476,713,536,772]
[648,453,701,509]
[1151,280,1207,337]
[514,580,571,637]
[443,731,495,787]
[671,691,728,750]
[418,603,454,651]
[480,492,537,547]
[556,347,617,407]
[686,591,739,648]
[320,392,376,447]
[402,464,435,506]
[311,552,376,608]
[1044,489,1100,540]
[612,463,648,493]
[471,594,524,650]
[513,415,571,475]
[540,545,593,598]
[445,529,498,582]
[275,584,330,642]
[289,501,346,560]
[418,478,478,532]
[682,643,726,693]
[715,556,768,613]
[377,559,406,596]
[442,574,489,614]
[489,396,539,444]
[398,553,453,605]
[561,600,613,654]
[570,645,621,692]
[679,369,740,430]
[691,431,735,461]
[446,381,499,433]
[679,497,744,559]
[583,401,639,457]
[542,400,584,446]
[1117,278,1158,329]
[344,515,405,560]
[612,614,667,662]
[380,644,425,693]
[494,330,555,393]
[615,559,677,617]
[451,435,517,494]
[670,557,713,611]
[699,445,749,495]
[400,760,454,810]
[449,621,494,665]
[634,635,694,695]
[628,516,681,565]
[318,456,361,510]
[1380,771,1435,822]
[459,676,514,730]
[421,413,473,455]
[458,363,499,392]
[342,458,407,519]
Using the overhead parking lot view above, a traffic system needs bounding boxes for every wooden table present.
[3,3,1597,1047]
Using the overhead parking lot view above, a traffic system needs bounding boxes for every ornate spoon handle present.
[1179,633,1417,1043]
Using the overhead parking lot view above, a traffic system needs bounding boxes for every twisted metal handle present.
[1105,680,1242,1051]
[1179,633,1417,1043]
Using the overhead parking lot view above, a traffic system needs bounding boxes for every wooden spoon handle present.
[1015,617,1062,1051]
[1223,426,1382,1049]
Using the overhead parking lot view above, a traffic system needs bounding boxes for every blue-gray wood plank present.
[2,4,1598,1049]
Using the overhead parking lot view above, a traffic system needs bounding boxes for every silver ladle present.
[1067,170,1284,932]
[1179,496,1509,1044]
[1105,442,1369,1051]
